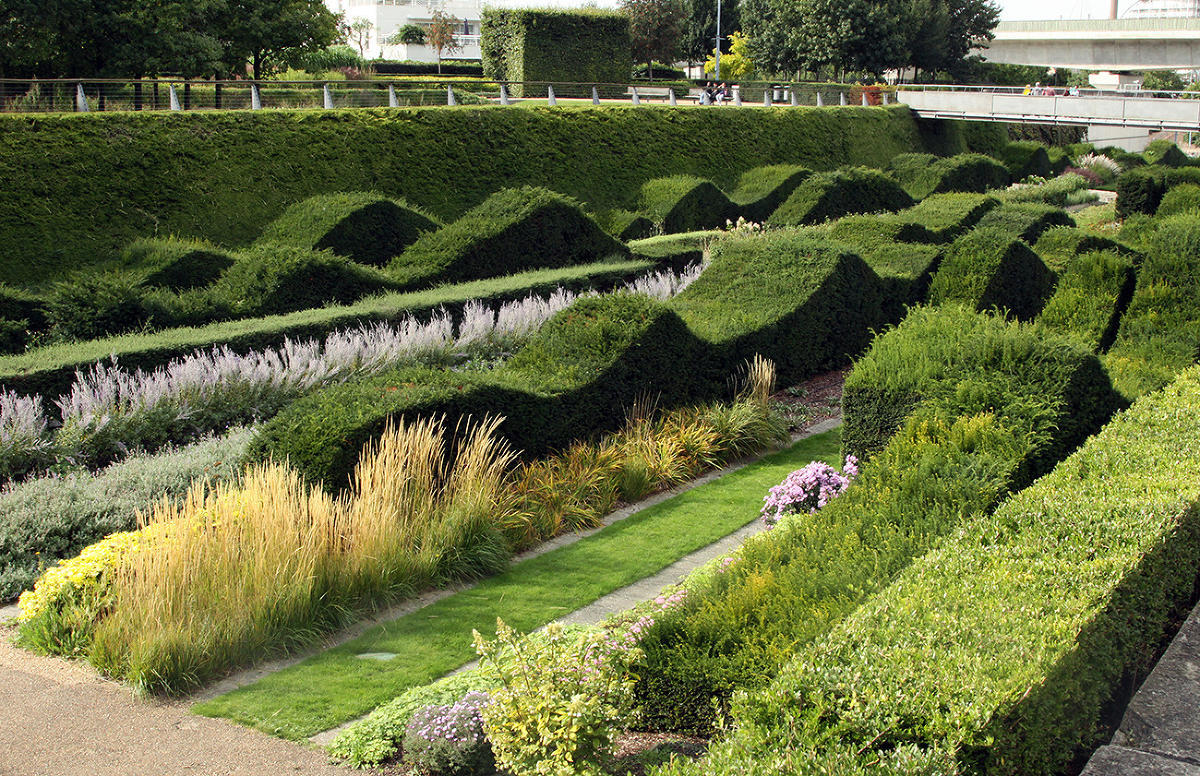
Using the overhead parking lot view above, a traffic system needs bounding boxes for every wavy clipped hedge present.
[974,201,1074,243]
[0,105,936,287]
[1035,250,1135,351]
[729,164,813,222]
[1155,182,1200,217]
[254,192,440,268]
[594,209,655,241]
[0,260,653,401]
[637,176,738,235]
[1114,166,1200,217]
[118,237,237,290]
[387,187,628,289]
[1032,226,1136,273]
[890,152,1010,200]
[768,167,914,226]
[1105,213,1200,400]
[853,243,943,322]
[842,304,1124,464]
[895,192,999,241]
[928,227,1057,321]
[998,140,1052,179]
[700,366,1200,776]
[1143,138,1190,168]
[628,231,717,272]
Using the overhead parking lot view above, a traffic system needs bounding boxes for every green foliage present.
[624,0,688,75]
[998,172,1093,207]
[255,192,440,268]
[822,231,942,321]
[841,304,1123,465]
[997,141,1052,179]
[595,209,655,241]
[828,215,936,246]
[46,272,153,342]
[637,176,738,234]
[0,429,253,602]
[742,0,908,77]
[118,237,236,290]
[0,107,936,288]
[1105,213,1200,400]
[1031,225,1136,274]
[1035,249,1135,352]
[890,152,1010,199]
[628,231,717,271]
[1143,139,1190,167]
[729,164,813,222]
[0,285,47,353]
[890,191,999,241]
[481,8,632,97]
[974,201,1075,243]
[710,367,1200,776]
[475,620,640,776]
[768,166,914,226]
[1114,166,1200,217]
[1155,182,1200,217]
[928,227,1057,321]
[388,187,629,289]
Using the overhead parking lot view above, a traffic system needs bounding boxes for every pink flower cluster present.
[760,456,859,528]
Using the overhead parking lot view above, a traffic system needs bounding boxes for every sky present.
[997,0,1127,20]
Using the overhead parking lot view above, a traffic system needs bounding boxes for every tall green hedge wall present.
[481,9,631,97]
[0,106,949,288]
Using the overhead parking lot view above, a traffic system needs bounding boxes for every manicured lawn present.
[193,427,841,740]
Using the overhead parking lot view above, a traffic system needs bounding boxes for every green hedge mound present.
[768,167,914,227]
[594,209,655,241]
[119,237,237,290]
[974,201,1075,243]
[628,231,718,272]
[1105,213,1200,400]
[729,165,814,222]
[1035,249,1136,352]
[717,366,1200,776]
[928,227,1057,321]
[998,141,1053,179]
[891,152,1010,200]
[667,231,886,386]
[1155,182,1200,217]
[855,243,943,322]
[249,293,703,489]
[1143,138,1190,167]
[254,192,440,268]
[387,187,629,289]
[893,192,999,241]
[0,286,48,355]
[842,304,1123,464]
[637,176,739,235]
[1115,166,1200,217]
[826,216,936,246]
[1032,226,1137,273]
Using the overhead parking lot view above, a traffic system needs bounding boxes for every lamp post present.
[715,0,721,80]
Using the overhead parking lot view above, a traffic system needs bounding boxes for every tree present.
[940,0,999,79]
[704,30,753,78]
[784,0,908,78]
[621,0,687,80]
[425,11,463,74]
[344,18,374,58]
[388,24,426,45]
[224,0,341,79]
[682,0,740,65]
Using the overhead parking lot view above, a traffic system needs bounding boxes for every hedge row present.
[730,165,814,223]
[0,260,654,402]
[251,231,888,490]
[768,167,914,226]
[1031,225,1136,274]
[636,305,1124,736]
[1035,249,1135,352]
[637,177,739,234]
[974,201,1074,243]
[0,105,937,287]
[997,140,1052,179]
[889,152,1010,200]
[928,227,1057,322]
[701,365,1200,776]
[1114,166,1200,217]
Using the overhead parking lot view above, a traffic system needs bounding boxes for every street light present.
[715,0,721,80]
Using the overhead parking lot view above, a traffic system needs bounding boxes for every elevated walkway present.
[985,18,1200,70]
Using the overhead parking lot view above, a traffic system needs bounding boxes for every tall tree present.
[745,0,907,78]
[344,18,374,58]
[425,11,463,75]
[621,0,688,80]
[942,0,999,79]
[223,0,340,79]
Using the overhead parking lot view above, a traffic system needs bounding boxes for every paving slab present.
[1081,746,1200,776]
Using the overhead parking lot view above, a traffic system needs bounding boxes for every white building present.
[1123,0,1200,17]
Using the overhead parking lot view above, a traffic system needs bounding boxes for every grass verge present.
[192,427,841,740]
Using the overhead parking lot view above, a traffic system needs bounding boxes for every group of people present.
[1023,83,1081,97]
[702,82,732,104]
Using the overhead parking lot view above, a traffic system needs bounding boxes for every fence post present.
[882,92,889,105]
[168,84,181,111]
[323,83,334,109]
[75,83,89,112]
[592,86,600,105]
[840,92,847,105]
[251,83,262,110]
[861,92,869,106]
[668,89,677,106]
[763,89,771,106]
[733,86,742,106]
[500,84,510,105]
[547,84,556,106]
[816,91,824,107]
[791,89,799,106]
[631,86,640,105]
[446,85,456,106]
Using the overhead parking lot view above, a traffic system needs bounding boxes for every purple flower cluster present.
[760,456,859,528]
[402,691,494,775]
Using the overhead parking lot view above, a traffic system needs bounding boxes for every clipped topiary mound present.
[998,141,1052,179]
[974,202,1074,243]
[892,192,999,241]
[1143,138,1190,167]
[118,237,237,290]
[255,192,440,268]
[668,230,885,385]
[637,176,739,235]
[1032,226,1137,273]
[594,209,655,241]
[929,227,1057,321]
[729,164,813,222]
[827,215,937,246]
[0,285,48,354]
[388,187,629,289]
[767,167,914,226]
[211,245,398,317]
[1035,249,1135,352]
[892,153,1011,200]
[1155,182,1200,217]
[628,231,718,272]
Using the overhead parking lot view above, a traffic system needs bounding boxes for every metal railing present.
[897,83,1200,100]
[0,77,900,114]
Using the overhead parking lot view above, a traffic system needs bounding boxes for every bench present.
[625,86,675,102]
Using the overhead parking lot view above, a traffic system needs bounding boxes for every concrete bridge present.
[982,18,1200,70]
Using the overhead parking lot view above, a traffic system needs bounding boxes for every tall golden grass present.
[89,416,513,694]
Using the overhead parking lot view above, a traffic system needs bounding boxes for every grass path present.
[193,427,841,741]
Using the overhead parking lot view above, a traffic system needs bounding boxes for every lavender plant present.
[760,456,859,528]
[401,692,495,776]
[0,393,53,482]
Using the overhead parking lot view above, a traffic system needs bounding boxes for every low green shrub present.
[891,153,1010,200]
[852,243,943,322]
[974,201,1075,243]
[1155,182,1200,217]
[388,187,628,289]
[767,167,914,226]
[701,366,1200,776]
[1046,145,1072,175]
[1035,249,1135,351]
[1099,145,1149,171]
[928,227,1057,321]
[254,192,440,268]
[118,237,236,290]
[1105,212,1200,399]
[1032,226,1136,273]
[0,428,253,602]
[637,176,738,234]
[45,272,154,342]
[998,141,1052,179]
[0,286,48,353]
[998,173,1093,207]
[885,152,938,188]
[1143,138,1190,167]
[1115,166,1200,217]
[894,192,999,241]
[841,304,1123,464]
[826,216,936,246]
[729,164,813,222]
[594,209,655,241]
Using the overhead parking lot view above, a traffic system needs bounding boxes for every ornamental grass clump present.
[760,456,859,528]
